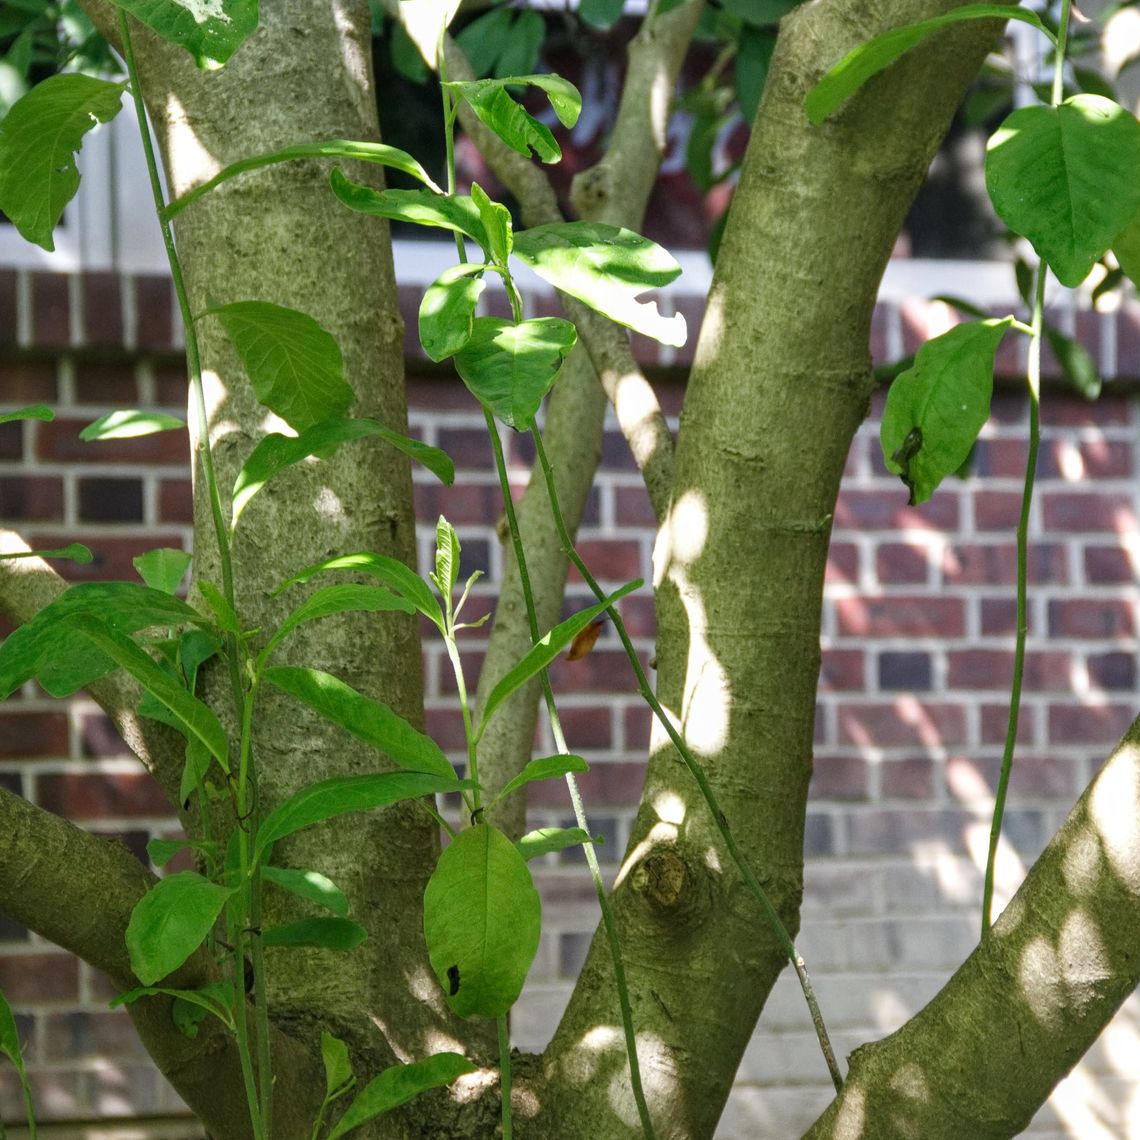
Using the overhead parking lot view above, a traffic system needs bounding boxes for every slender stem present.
[498,1014,513,1140]
[484,410,657,1138]
[531,428,844,1093]
[445,637,480,810]
[982,0,1069,937]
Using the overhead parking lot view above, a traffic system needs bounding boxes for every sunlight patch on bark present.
[163,93,220,195]
[614,820,679,890]
[965,820,1024,913]
[1058,908,1111,1013]
[888,1060,930,1102]
[1020,935,1064,1030]
[312,486,346,522]
[831,1082,866,1138]
[1062,826,1103,898]
[1089,743,1140,895]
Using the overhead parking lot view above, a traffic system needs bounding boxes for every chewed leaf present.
[446,74,581,129]
[444,80,560,162]
[512,222,686,346]
[0,74,126,250]
[111,0,259,69]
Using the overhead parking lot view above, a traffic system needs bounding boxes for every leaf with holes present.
[205,301,352,433]
[986,96,1140,287]
[111,0,259,68]
[423,824,541,1018]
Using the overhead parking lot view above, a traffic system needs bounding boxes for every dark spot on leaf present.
[447,964,460,996]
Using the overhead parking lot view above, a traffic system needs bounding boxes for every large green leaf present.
[126,871,235,985]
[516,826,597,861]
[326,1054,476,1140]
[329,169,489,249]
[805,6,1054,125]
[446,74,581,130]
[133,547,192,595]
[275,552,444,633]
[493,754,588,805]
[261,917,366,951]
[260,585,414,662]
[232,417,453,527]
[986,96,1140,287]
[0,582,208,698]
[444,79,560,162]
[205,301,353,433]
[0,73,125,250]
[476,581,641,740]
[264,666,455,781]
[1113,206,1140,289]
[418,264,487,362]
[254,770,468,864]
[453,316,577,430]
[80,410,185,440]
[423,824,540,1019]
[880,318,1013,506]
[63,614,230,767]
[511,222,686,346]
[110,0,259,68]
[261,866,349,916]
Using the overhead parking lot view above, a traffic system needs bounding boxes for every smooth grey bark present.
[531,4,1015,1137]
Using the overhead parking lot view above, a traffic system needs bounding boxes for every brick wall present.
[2,268,1140,1137]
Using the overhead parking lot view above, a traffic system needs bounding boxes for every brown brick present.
[834,489,960,531]
[31,272,71,347]
[826,541,859,585]
[875,542,929,585]
[942,542,1066,586]
[35,772,173,818]
[979,702,1035,744]
[1043,491,1136,533]
[43,1009,147,1059]
[158,478,194,522]
[0,953,78,1002]
[2,359,57,401]
[27,533,186,583]
[614,485,657,527]
[809,753,867,800]
[1041,394,1130,427]
[869,301,891,365]
[0,711,70,758]
[0,476,64,521]
[527,760,645,808]
[947,649,1072,692]
[835,595,964,638]
[436,428,493,471]
[134,275,173,350]
[624,704,651,750]
[423,706,467,751]
[1078,438,1132,478]
[1083,545,1133,584]
[569,538,643,584]
[1087,651,1136,691]
[881,757,935,799]
[838,700,967,747]
[0,420,21,460]
[72,360,137,404]
[79,713,131,759]
[819,648,864,691]
[1048,598,1133,639]
[415,481,499,525]
[601,431,638,474]
[80,272,123,347]
[406,376,482,411]
[979,596,1018,635]
[1048,702,1136,745]
[548,649,642,694]
[153,359,189,406]
[77,477,145,522]
[988,392,1028,425]
[0,269,16,348]
[973,490,1024,531]
[557,706,613,751]
[36,419,185,465]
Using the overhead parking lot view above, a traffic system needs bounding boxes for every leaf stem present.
[498,1014,513,1140]
[484,410,657,1138]
[531,428,843,1093]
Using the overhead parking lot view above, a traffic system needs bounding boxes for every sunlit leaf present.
[80,410,185,440]
[111,0,259,69]
[0,404,52,425]
[418,263,486,362]
[133,548,192,595]
[0,543,92,564]
[261,866,349,917]
[516,826,598,861]
[493,754,588,805]
[397,0,462,68]
[446,73,581,130]
[443,78,561,162]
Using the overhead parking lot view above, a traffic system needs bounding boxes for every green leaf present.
[126,871,235,985]
[454,316,577,431]
[80,410,185,440]
[492,11,544,80]
[275,552,444,633]
[516,826,597,861]
[254,770,468,865]
[179,738,213,808]
[1112,204,1140,289]
[578,0,624,30]
[326,1053,477,1140]
[493,754,588,805]
[398,0,463,68]
[146,837,195,868]
[736,26,775,125]
[133,548,192,595]
[446,74,581,131]
[805,6,1054,126]
[0,404,52,425]
[64,613,231,768]
[433,516,461,601]
[330,169,489,248]
[0,73,125,250]
[205,301,352,433]
[423,823,540,1018]
[471,182,512,268]
[109,982,234,1032]
[390,18,430,82]
[721,0,800,24]
[109,0,259,69]
[880,318,1013,506]
[232,417,452,526]
[1044,323,1101,401]
[419,263,487,362]
[0,582,208,699]
[443,79,561,162]
[477,581,641,739]
[261,917,366,951]
[260,584,414,662]
[0,988,27,1071]
[261,865,349,917]
[322,1031,355,1098]
[511,221,686,346]
[454,7,512,76]
[986,96,1140,287]
[263,665,455,781]
[0,542,92,564]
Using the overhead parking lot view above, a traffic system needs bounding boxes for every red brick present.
[406,376,483,411]
[942,542,1066,586]
[1087,651,1136,691]
[1083,545,1134,584]
[158,478,194,522]
[43,1010,146,1059]
[77,477,145,522]
[153,359,189,407]
[947,649,1072,692]
[527,760,645,808]
[809,753,867,800]
[0,953,78,1002]
[31,272,71,348]
[826,541,859,585]
[0,476,65,521]
[1041,394,1130,427]
[1048,598,1133,639]
[601,431,638,474]
[979,702,1035,744]
[875,542,929,585]
[0,421,21,460]
[1078,438,1132,478]
[624,704,651,750]
[569,538,643,584]
[0,711,70,758]
[881,757,935,799]
[548,649,642,694]
[36,419,186,465]
[1048,703,1136,745]
[988,392,1028,425]
[973,490,1024,531]
[869,302,891,366]
[557,706,614,751]
[35,772,173,818]
[1,359,57,401]
[1043,492,1136,533]
[80,272,124,347]
[980,595,1018,635]
[971,437,1033,478]
[838,700,967,747]
[73,360,137,404]
[834,489,960,532]
[1011,754,1082,798]
[134,276,173,350]
[79,713,132,759]
[27,533,186,583]
[614,485,657,527]
[0,269,16,348]
[819,649,864,691]
[835,595,965,637]
[423,706,468,751]
[415,481,500,525]
[436,428,493,471]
